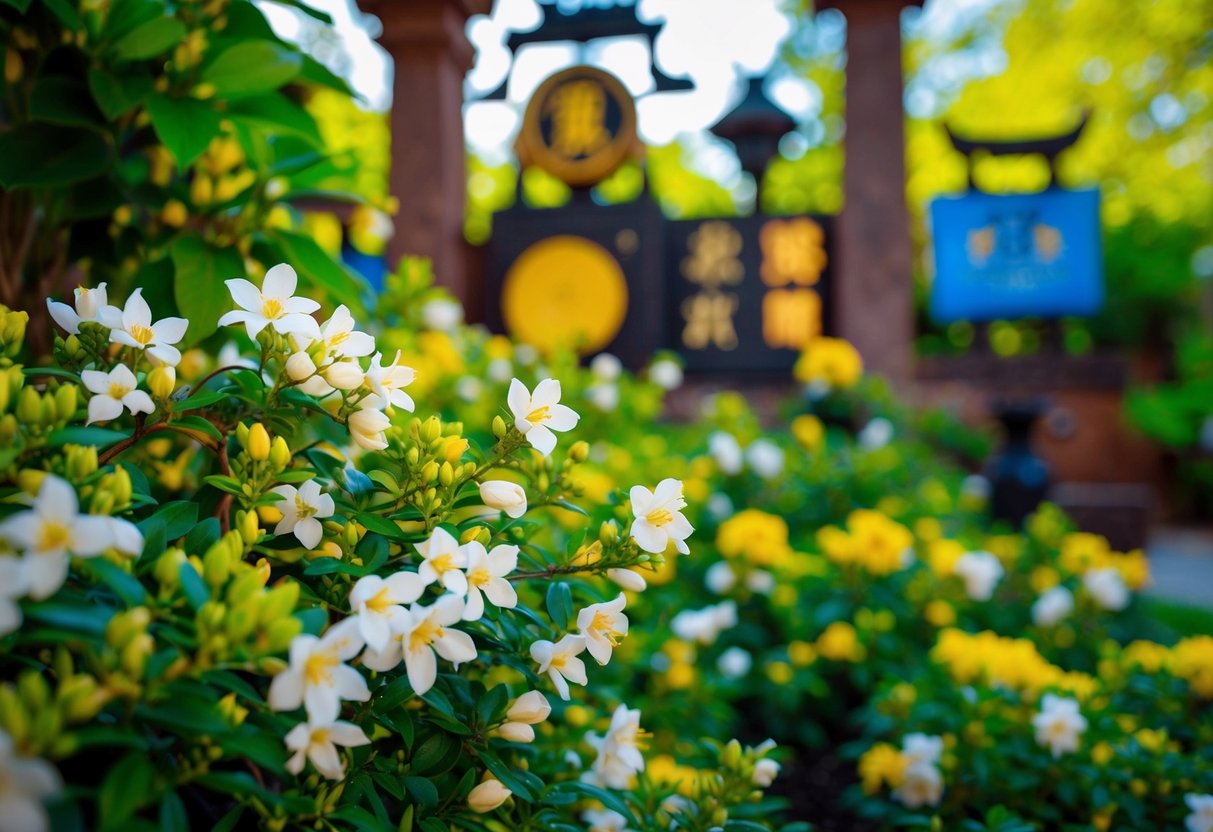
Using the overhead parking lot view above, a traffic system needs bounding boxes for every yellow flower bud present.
[491,415,507,439]
[467,779,511,813]
[236,422,249,447]
[16,469,45,496]
[203,543,231,589]
[420,460,439,484]
[65,444,98,480]
[722,739,743,769]
[247,423,271,461]
[269,436,291,468]
[148,366,176,400]
[265,617,302,652]
[439,461,454,487]
[224,606,258,642]
[259,582,299,625]
[240,510,260,545]
[16,386,41,423]
[226,569,263,606]
[422,416,442,444]
[161,199,188,228]
[568,441,589,462]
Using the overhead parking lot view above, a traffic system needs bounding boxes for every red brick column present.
[360,0,489,301]
[818,0,920,388]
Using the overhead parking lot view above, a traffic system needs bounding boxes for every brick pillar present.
[360,0,489,302]
[818,0,919,388]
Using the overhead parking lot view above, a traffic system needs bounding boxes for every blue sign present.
[928,187,1102,323]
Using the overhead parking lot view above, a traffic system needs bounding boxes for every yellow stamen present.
[408,619,443,653]
[294,495,317,519]
[304,650,337,686]
[468,568,492,587]
[430,553,455,574]
[590,610,624,646]
[108,383,130,399]
[128,324,154,345]
[261,297,283,319]
[646,508,673,527]
[525,405,550,423]
[37,521,70,552]
[365,586,395,614]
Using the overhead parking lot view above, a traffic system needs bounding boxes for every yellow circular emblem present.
[501,236,628,355]
[518,65,638,187]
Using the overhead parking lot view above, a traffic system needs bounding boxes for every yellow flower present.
[1121,640,1171,674]
[666,662,696,690]
[791,414,824,452]
[793,337,862,389]
[716,509,793,568]
[1059,532,1110,574]
[858,743,906,793]
[816,621,865,662]
[647,754,704,797]
[926,539,965,577]
[818,510,914,576]
[787,640,817,667]
[1030,565,1061,593]
[765,660,794,685]
[914,517,942,543]
[924,600,956,628]
[1172,636,1213,697]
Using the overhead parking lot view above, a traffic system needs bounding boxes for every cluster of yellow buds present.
[230,422,292,508]
[103,607,155,688]
[0,306,26,359]
[388,416,477,517]
[11,379,77,441]
[84,465,133,516]
[191,135,254,208]
[0,656,108,759]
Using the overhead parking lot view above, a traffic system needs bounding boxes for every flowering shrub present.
[0,271,796,832]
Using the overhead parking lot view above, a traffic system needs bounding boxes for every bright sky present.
[260,0,1008,182]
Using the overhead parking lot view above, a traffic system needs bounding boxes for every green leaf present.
[202,475,245,496]
[298,53,353,95]
[99,754,156,828]
[110,16,186,62]
[201,41,302,100]
[545,581,573,630]
[87,559,148,607]
[267,229,367,314]
[146,93,222,167]
[25,601,114,635]
[409,732,459,776]
[0,124,111,189]
[0,0,33,12]
[548,782,635,825]
[170,234,245,346]
[158,792,188,832]
[354,512,406,540]
[402,776,438,809]
[40,0,81,29]
[172,415,224,442]
[228,92,322,146]
[144,501,199,542]
[88,67,153,119]
[47,426,127,448]
[29,76,105,128]
[178,562,209,610]
[175,388,230,411]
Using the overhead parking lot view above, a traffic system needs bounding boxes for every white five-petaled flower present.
[284,719,370,780]
[0,475,135,600]
[586,704,647,789]
[628,478,693,555]
[1083,567,1130,611]
[902,733,943,767]
[47,283,117,335]
[314,305,375,358]
[1186,793,1213,832]
[269,480,335,550]
[268,618,369,724]
[0,558,27,636]
[348,572,425,653]
[708,432,744,475]
[415,527,468,595]
[893,761,944,808]
[953,550,1004,601]
[218,264,321,341]
[0,729,60,832]
[461,541,518,622]
[577,594,629,665]
[364,351,416,412]
[670,600,737,646]
[478,480,527,519]
[1032,585,1074,627]
[348,403,391,451]
[507,378,579,457]
[582,809,631,832]
[362,595,476,696]
[530,634,588,701]
[1032,694,1087,758]
[102,288,188,366]
[81,364,154,425]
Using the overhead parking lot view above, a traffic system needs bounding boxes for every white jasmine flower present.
[507,691,552,724]
[364,351,416,412]
[348,402,391,451]
[104,289,187,366]
[752,757,780,787]
[1032,694,1087,758]
[587,383,619,412]
[893,761,943,808]
[348,572,425,653]
[606,568,646,593]
[487,358,513,383]
[587,704,647,788]
[456,376,482,402]
[0,475,117,600]
[218,264,321,341]
[1083,567,1129,611]
[461,541,518,621]
[902,734,943,767]
[577,594,629,665]
[858,417,894,450]
[745,569,776,594]
[628,478,693,555]
[745,439,785,479]
[467,779,511,813]
[648,358,683,390]
[670,601,736,646]
[421,298,463,332]
[315,305,374,358]
[415,527,468,595]
[705,561,737,595]
[81,364,155,425]
[479,480,526,519]
[708,432,743,475]
[1032,585,1074,627]
[953,550,1004,601]
[717,646,752,678]
[284,719,370,780]
[707,492,734,521]
[268,617,369,723]
[508,378,579,457]
[530,634,587,700]
[47,283,117,335]
[0,729,60,832]
[582,808,631,832]
[322,360,364,391]
[1186,794,1213,832]
[590,353,622,381]
[0,558,26,636]
[269,480,335,550]
[363,595,475,695]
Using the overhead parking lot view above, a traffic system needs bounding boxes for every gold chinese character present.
[760,218,826,287]
[1033,223,1062,263]
[968,226,995,265]
[682,221,744,290]
[544,80,610,158]
[762,288,821,349]
[682,291,739,350]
